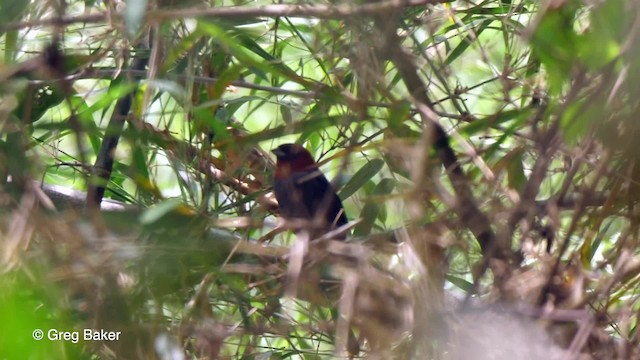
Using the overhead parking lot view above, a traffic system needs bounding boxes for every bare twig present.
[381,26,497,256]
[1,0,446,32]
[86,52,149,210]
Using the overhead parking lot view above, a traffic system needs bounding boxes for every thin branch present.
[86,53,149,209]
[381,27,498,256]
[1,0,445,32]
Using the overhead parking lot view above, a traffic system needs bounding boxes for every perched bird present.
[272,143,359,357]
[272,143,348,240]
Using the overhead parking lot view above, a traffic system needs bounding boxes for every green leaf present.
[445,275,473,292]
[445,19,493,65]
[353,178,395,237]
[161,31,201,73]
[131,144,150,180]
[16,85,65,123]
[387,101,413,136]
[577,0,623,70]
[339,159,384,200]
[194,107,231,142]
[494,147,526,192]
[140,198,183,225]
[587,219,614,263]
[0,0,28,35]
[529,5,580,94]
[222,95,263,117]
[196,21,311,88]
[4,30,17,62]
[506,154,526,193]
[146,79,186,101]
[461,108,530,136]
[85,82,138,117]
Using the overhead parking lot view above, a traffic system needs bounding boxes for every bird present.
[271,143,348,240]
[272,143,359,358]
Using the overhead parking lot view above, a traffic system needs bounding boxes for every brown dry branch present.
[1,0,447,32]
[133,122,279,212]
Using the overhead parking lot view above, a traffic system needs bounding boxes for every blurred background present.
[0,0,638,358]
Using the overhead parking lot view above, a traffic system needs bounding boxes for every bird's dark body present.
[273,169,348,235]
[271,143,357,356]
[272,144,348,239]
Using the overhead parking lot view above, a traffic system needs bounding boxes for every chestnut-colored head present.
[272,143,317,178]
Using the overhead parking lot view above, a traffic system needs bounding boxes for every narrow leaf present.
[339,159,384,200]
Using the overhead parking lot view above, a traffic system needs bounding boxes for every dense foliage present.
[0,0,638,359]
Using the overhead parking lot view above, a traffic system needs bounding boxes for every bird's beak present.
[271,147,285,157]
